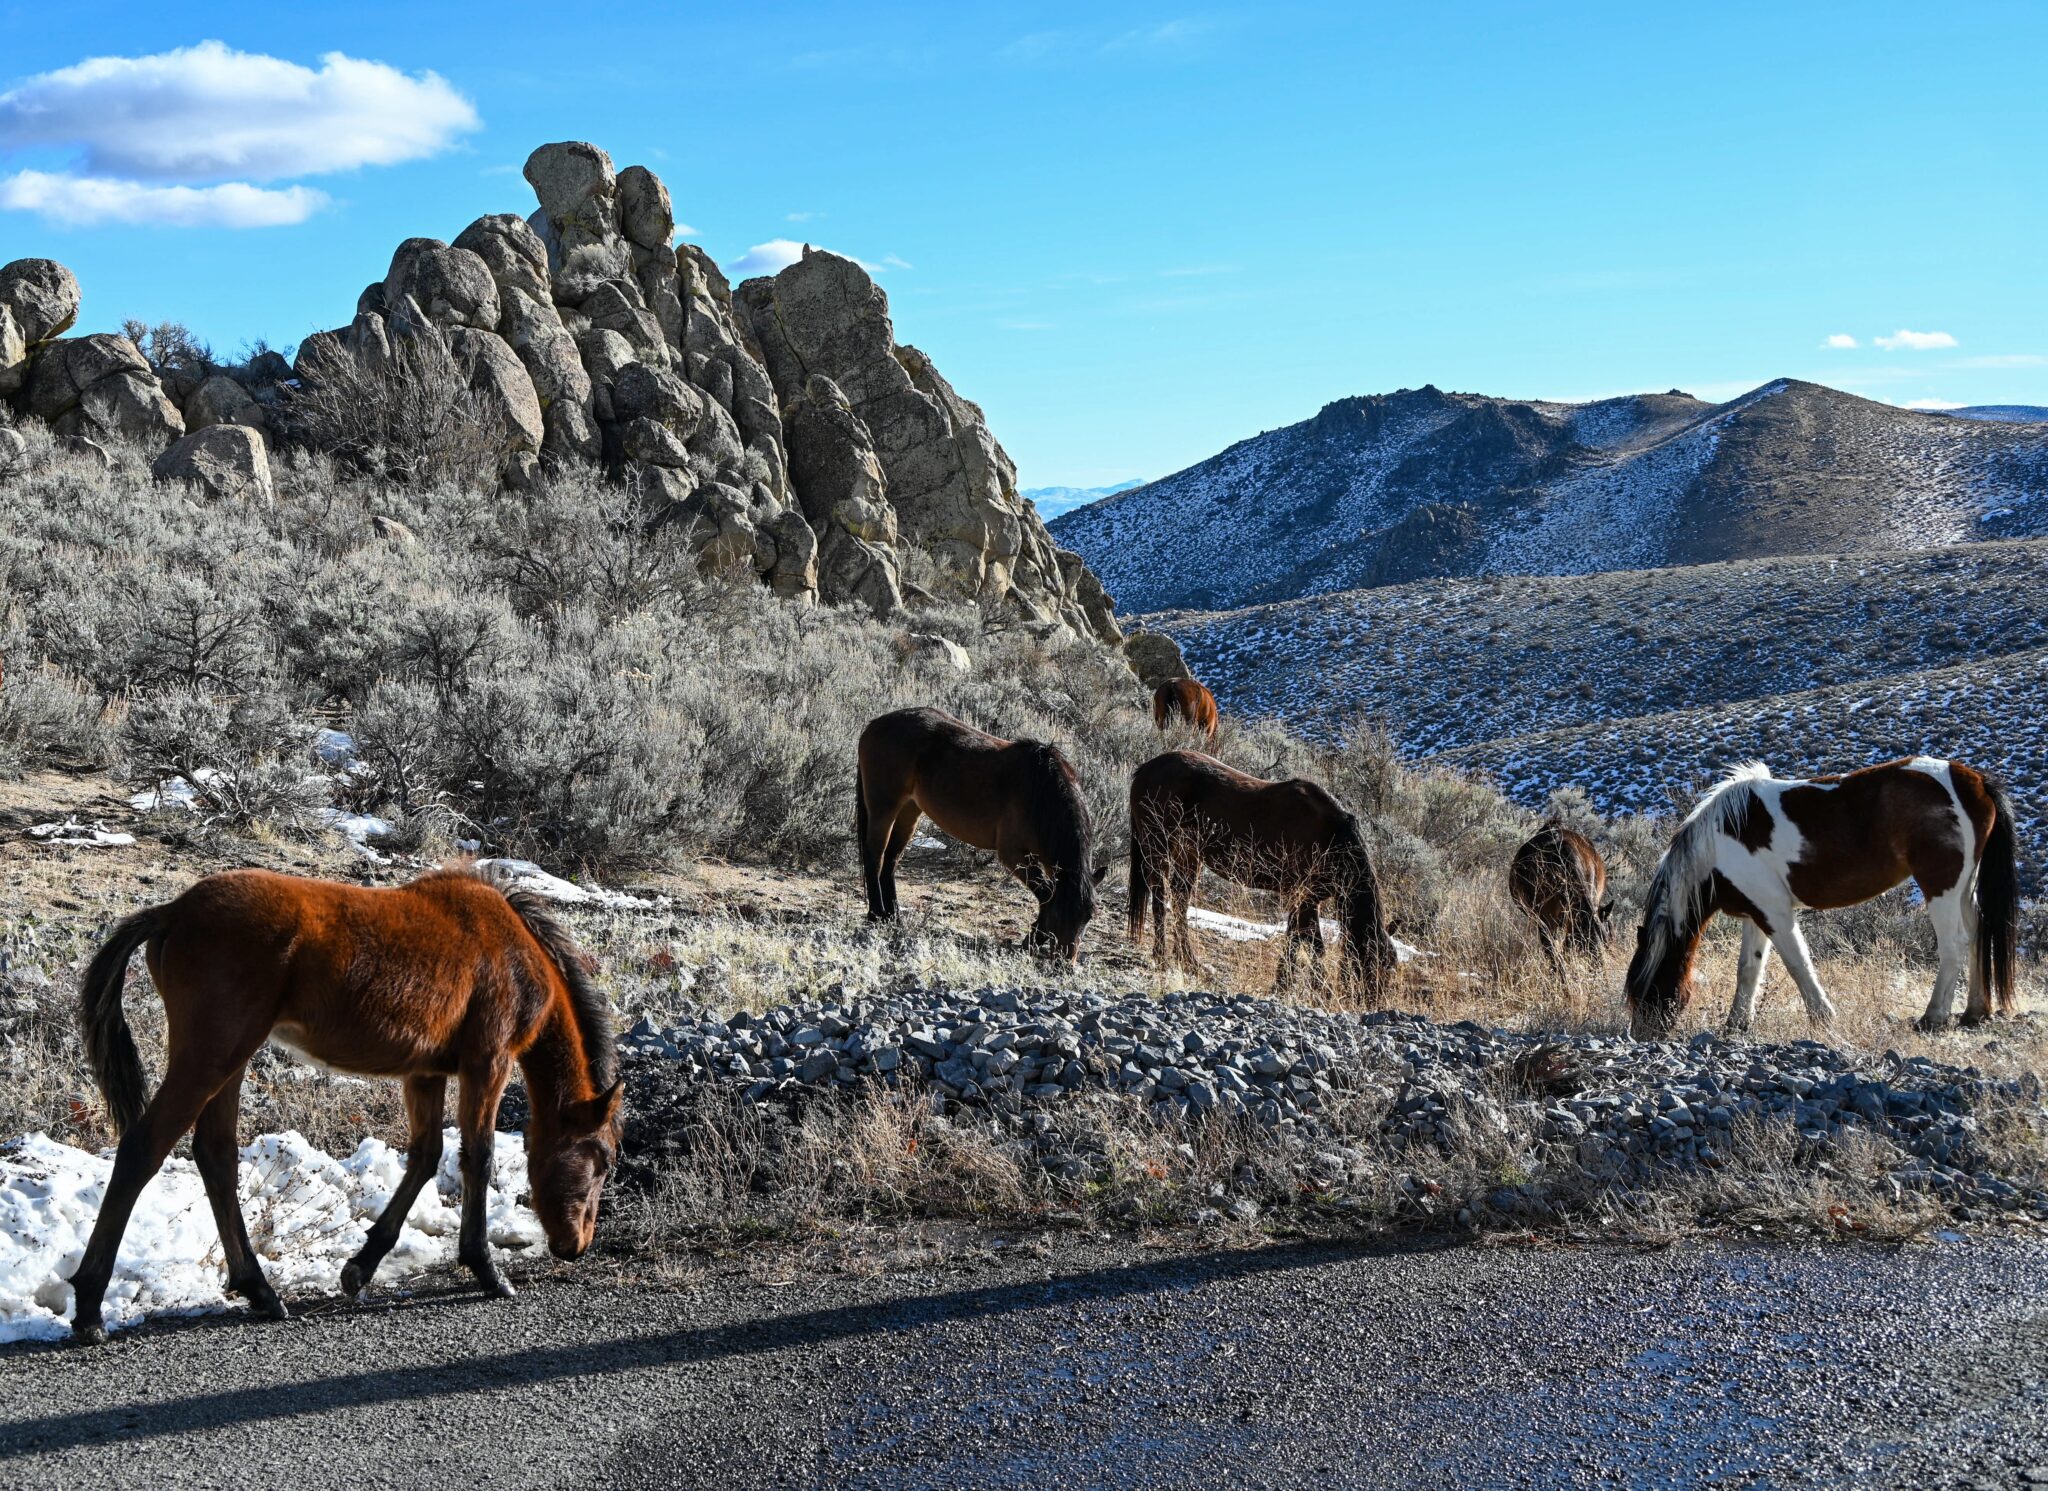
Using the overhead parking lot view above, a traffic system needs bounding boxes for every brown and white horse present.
[1152,680,1219,740]
[1509,823,1611,973]
[1624,758,2019,1039]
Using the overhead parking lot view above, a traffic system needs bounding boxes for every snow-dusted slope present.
[1053,380,2048,614]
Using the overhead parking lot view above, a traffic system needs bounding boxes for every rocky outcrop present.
[738,249,1121,645]
[0,142,1130,653]
[25,335,183,445]
[782,374,903,616]
[152,424,274,504]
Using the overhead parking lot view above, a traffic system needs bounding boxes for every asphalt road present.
[2,1233,2044,1490]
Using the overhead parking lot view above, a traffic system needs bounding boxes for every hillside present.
[1023,480,1145,519]
[1052,381,2048,614]
[1144,537,2048,881]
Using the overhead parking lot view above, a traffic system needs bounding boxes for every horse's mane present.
[1013,737,1094,871]
[1640,761,1771,965]
[456,865,618,1091]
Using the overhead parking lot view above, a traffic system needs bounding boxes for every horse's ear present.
[562,1079,624,1135]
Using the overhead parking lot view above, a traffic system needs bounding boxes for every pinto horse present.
[1152,680,1219,740]
[856,707,1105,959]
[67,865,622,1343]
[1510,823,1612,973]
[1625,758,2019,1040]
[1128,750,1396,1001]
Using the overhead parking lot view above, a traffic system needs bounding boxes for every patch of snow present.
[0,1127,542,1344]
[129,771,218,812]
[1184,906,1429,962]
[27,820,136,848]
[310,728,358,769]
[473,858,666,911]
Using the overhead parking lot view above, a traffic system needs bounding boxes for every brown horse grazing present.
[1152,679,1219,740]
[1509,823,1612,973]
[1625,758,2020,1040]
[67,865,622,1343]
[1128,750,1396,1001]
[856,707,1105,959]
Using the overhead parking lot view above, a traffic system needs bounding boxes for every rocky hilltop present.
[1050,380,2048,613]
[0,141,1120,649]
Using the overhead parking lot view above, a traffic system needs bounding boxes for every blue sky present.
[3,3,2044,486]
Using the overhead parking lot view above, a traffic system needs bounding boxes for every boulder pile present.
[1,139,1128,651]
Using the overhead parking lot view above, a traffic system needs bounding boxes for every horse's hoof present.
[465,1257,516,1299]
[1958,1010,1992,1029]
[1914,1015,1953,1034]
[339,1260,365,1298]
[240,1282,290,1321]
[71,1320,107,1346]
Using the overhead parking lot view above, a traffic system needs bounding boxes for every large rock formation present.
[739,248,1122,645]
[2,141,1129,656]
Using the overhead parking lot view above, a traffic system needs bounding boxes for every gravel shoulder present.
[3,1234,2044,1490]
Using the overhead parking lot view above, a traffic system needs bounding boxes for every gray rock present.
[152,423,273,503]
[448,326,544,456]
[383,238,500,332]
[0,257,82,344]
[182,372,264,432]
[26,334,184,445]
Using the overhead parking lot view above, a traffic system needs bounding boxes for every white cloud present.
[0,41,477,180]
[1874,329,1958,351]
[881,253,914,270]
[785,210,823,223]
[724,240,897,277]
[0,169,326,227]
[1902,398,1965,410]
[1821,333,1858,349]
[673,223,698,241]
[0,42,475,228]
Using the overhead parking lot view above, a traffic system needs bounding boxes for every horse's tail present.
[1338,814,1397,1003]
[1127,796,1155,942]
[853,765,869,851]
[1977,776,2020,1016]
[79,905,168,1135]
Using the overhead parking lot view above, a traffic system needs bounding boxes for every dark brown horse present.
[68,865,622,1343]
[1152,679,1219,740]
[1128,750,1396,1000]
[856,707,1105,959]
[1509,823,1611,973]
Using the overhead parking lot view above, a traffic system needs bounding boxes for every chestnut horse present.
[1625,758,2019,1040]
[68,865,622,1343]
[857,707,1105,959]
[1153,679,1219,740]
[1509,823,1611,973]
[1128,750,1396,1000]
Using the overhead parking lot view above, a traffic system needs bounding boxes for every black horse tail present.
[853,765,869,851]
[1127,798,1155,943]
[79,905,168,1135]
[1337,815,1397,1004]
[1977,777,2020,1016]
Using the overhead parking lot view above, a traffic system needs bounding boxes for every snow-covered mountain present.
[1023,480,1145,519]
[1051,380,2048,614]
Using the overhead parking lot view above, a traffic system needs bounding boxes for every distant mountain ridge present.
[1023,480,1144,519]
[1051,379,2048,613]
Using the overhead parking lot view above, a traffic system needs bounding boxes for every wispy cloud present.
[1821,333,1858,349]
[0,170,326,227]
[673,223,698,241]
[880,253,914,270]
[1000,318,1054,331]
[0,41,477,228]
[1903,398,1964,410]
[1160,263,1240,278]
[1874,328,1958,351]
[1003,17,1221,64]
[785,210,823,223]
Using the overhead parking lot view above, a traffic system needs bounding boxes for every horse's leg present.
[341,1074,448,1297]
[1725,919,1774,1034]
[1538,927,1567,982]
[1765,917,1838,1026]
[190,1070,287,1322]
[859,784,891,921]
[68,1058,235,1342]
[879,804,922,920]
[1918,882,1972,1030]
[1959,892,1990,1025]
[455,1060,516,1298]
[1168,850,1201,971]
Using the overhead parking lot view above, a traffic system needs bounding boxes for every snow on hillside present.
[1053,379,2048,614]
[1433,646,2048,887]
